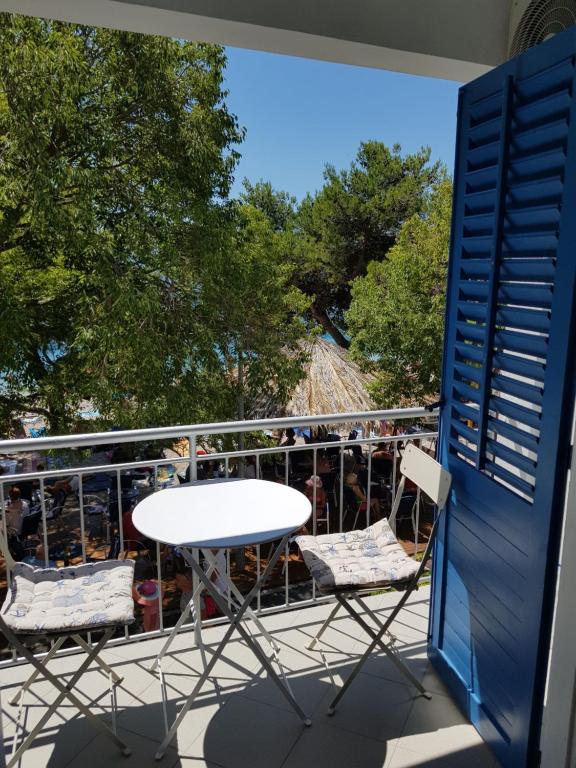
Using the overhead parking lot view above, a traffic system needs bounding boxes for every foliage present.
[199,205,309,421]
[0,15,250,433]
[239,179,297,233]
[347,178,452,406]
[0,13,451,434]
[292,142,444,347]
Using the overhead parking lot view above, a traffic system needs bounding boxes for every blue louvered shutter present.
[429,28,576,768]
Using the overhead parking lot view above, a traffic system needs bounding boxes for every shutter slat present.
[499,258,556,281]
[485,438,538,475]
[502,232,558,257]
[455,362,483,386]
[507,176,564,208]
[449,438,477,463]
[451,420,480,445]
[489,395,541,430]
[460,282,490,301]
[457,321,486,344]
[491,374,544,406]
[494,329,548,358]
[452,401,480,423]
[457,301,487,323]
[504,204,561,231]
[511,118,569,157]
[486,417,539,454]
[456,341,485,365]
[495,306,551,334]
[492,351,546,383]
[484,459,535,497]
[461,259,491,279]
[453,381,482,404]
[498,282,554,308]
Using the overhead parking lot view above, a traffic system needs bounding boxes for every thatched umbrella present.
[286,338,374,416]
[248,337,375,420]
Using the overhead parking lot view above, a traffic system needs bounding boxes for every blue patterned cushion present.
[296,518,419,592]
[1,560,135,635]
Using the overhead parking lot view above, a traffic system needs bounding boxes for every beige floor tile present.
[118,640,258,747]
[66,726,181,768]
[396,692,485,757]
[387,743,496,768]
[314,672,417,744]
[186,693,305,768]
[282,720,394,768]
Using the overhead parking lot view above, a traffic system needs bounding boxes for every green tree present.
[347,178,452,406]
[239,179,297,233]
[0,14,243,432]
[200,205,309,423]
[294,142,443,347]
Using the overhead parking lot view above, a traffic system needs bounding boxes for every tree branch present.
[310,304,350,349]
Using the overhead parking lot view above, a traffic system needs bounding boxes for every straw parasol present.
[286,338,374,416]
[248,337,375,419]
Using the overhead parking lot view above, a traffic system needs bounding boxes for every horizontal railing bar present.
[0,407,430,453]
[0,432,437,484]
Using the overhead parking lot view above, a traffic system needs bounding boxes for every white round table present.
[132,478,312,759]
[132,477,311,549]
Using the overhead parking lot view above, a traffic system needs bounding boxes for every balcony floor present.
[0,587,498,768]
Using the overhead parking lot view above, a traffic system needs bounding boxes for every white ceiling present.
[0,0,513,81]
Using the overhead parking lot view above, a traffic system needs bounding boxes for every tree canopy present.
[0,14,307,434]
[239,179,297,233]
[0,12,453,434]
[293,142,443,347]
[347,178,452,406]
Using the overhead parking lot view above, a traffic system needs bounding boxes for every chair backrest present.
[389,443,451,532]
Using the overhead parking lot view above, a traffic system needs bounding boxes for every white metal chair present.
[0,530,135,766]
[296,443,451,712]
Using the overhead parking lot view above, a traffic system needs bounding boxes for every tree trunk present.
[310,305,350,349]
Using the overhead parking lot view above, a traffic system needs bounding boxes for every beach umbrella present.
[248,338,375,421]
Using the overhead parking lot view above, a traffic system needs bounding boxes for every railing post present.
[78,474,86,563]
[187,433,202,640]
[39,478,49,567]
[339,447,344,533]
[0,482,10,589]
[188,434,197,482]
[367,443,373,528]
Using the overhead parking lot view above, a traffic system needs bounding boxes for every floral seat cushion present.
[296,518,419,592]
[1,560,135,635]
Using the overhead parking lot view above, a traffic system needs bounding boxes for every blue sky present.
[223,47,462,202]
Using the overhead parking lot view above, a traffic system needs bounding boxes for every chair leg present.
[2,626,131,766]
[306,600,341,650]
[343,596,428,696]
[326,511,442,714]
[9,636,67,705]
[73,634,124,684]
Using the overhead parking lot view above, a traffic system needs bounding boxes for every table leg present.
[155,536,309,760]
[150,559,217,673]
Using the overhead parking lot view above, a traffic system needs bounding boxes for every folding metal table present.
[132,477,312,760]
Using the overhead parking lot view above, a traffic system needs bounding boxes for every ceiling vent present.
[509,0,576,57]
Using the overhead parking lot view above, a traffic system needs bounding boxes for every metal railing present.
[0,408,437,665]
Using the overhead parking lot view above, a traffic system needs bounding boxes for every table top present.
[132,478,312,548]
